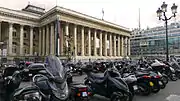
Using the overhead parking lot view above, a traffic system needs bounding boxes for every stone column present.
[20,25,24,55]
[46,25,49,55]
[128,37,130,56]
[8,23,13,55]
[42,27,45,56]
[104,32,107,56]
[38,28,41,56]
[81,27,84,56]
[109,33,112,56]
[65,22,69,48]
[99,31,102,56]
[113,35,116,56]
[94,30,97,56]
[118,35,120,56]
[50,23,55,55]
[88,28,91,56]
[74,25,77,57]
[30,27,33,55]
[125,37,128,56]
[121,36,124,56]
[0,21,2,42]
[60,25,64,55]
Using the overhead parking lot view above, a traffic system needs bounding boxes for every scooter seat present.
[89,73,106,84]
[135,72,149,77]
[91,74,104,79]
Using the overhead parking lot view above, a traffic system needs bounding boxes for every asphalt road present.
[73,74,180,101]
[2,74,180,101]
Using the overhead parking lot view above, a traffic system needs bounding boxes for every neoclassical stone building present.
[0,4,131,60]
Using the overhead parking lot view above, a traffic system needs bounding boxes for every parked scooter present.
[11,56,89,101]
[83,64,132,101]
[0,68,29,101]
[151,59,177,81]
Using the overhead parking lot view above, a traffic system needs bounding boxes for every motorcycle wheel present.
[159,80,166,89]
[170,74,178,81]
[151,83,160,93]
[111,92,132,101]
[176,72,180,79]
[137,83,151,96]
[161,76,168,84]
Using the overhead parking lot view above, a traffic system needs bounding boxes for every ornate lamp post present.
[156,2,178,61]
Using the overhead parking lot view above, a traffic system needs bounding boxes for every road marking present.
[166,94,180,101]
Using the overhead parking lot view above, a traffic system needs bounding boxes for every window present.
[23,43,28,46]
[33,34,36,39]
[33,43,36,46]
[24,33,27,38]
[12,47,16,53]
[13,42,17,45]
[13,32,16,37]
[24,49,27,54]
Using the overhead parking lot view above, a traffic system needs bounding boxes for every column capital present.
[74,24,77,27]
[20,24,24,27]
[8,22,13,25]
[65,22,69,25]
[30,26,34,29]
[51,22,54,26]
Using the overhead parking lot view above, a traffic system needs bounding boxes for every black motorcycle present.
[0,68,29,101]
[83,64,132,101]
[11,56,89,101]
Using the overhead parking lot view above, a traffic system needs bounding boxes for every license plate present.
[29,74,32,76]
[149,82,154,86]
[159,81,163,85]
[133,85,138,90]
[82,92,87,97]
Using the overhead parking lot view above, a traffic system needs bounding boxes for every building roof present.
[0,4,130,33]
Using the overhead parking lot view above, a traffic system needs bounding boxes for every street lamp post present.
[156,2,178,62]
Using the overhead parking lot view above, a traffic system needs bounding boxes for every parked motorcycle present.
[83,64,132,101]
[0,68,29,101]
[69,83,89,101]
[11,56,89,101]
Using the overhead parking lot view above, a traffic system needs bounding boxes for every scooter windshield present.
[44,56,65,80]
[44,56,69,100]
[151,59,165,67]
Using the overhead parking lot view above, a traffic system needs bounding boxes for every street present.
[73,74,180,101]
[18,74,180,101]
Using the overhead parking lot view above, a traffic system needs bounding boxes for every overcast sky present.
[0,0,180,29]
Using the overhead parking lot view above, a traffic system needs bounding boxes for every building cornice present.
[40,6,131,33]
[0,7,40,23]
[0,6,131,35]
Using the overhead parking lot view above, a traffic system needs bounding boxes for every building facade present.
[131,22,180,58]
[0,4,131,61]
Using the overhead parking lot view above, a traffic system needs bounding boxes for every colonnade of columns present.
[38,22,55,56]
[59,22,131,57]
[5,21,130,57]
[6,22,36,56]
